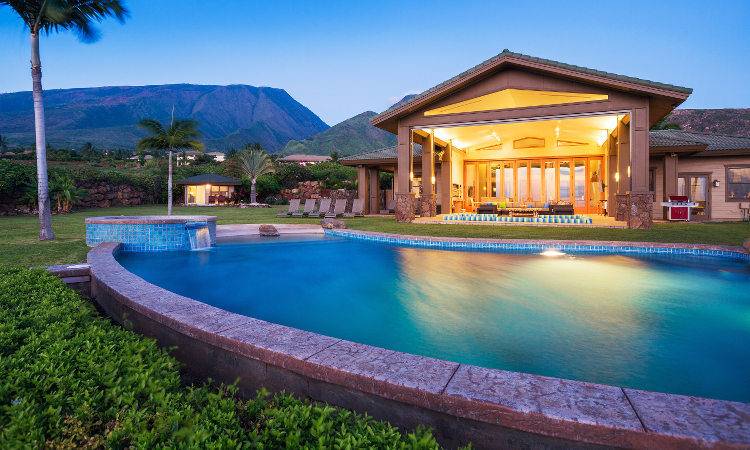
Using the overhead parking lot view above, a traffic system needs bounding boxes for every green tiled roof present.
[372,49,692,123]
[340,143,422,162]
[174,173,241,184]
[650,130,750,151]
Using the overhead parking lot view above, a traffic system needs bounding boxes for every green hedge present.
[0,269,463,449]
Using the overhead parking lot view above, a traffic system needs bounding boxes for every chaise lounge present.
[276,198,300,218]
[344,199,365,218]
[292,199,316,218]
[308,198,331,218]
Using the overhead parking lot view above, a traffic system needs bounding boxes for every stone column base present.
[615,194,628,222]
[395,193,415,223]
[616,193,653,229]
[420,194,437,217]
[627,193,653,229]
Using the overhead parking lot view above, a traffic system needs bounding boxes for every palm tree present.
[0,135,8,152]
[137,118,204,215]
[1,0,129,240]
[235,142,275,204]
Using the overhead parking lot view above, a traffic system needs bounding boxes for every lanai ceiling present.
[418,114,624,152]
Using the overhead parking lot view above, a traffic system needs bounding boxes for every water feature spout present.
[185,221,211,250]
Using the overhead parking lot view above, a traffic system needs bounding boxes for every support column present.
[663,153,678,219]
[420,131,436,217]
[617,119,630,196]
[358,165,368,214]
[395,123,415,222]
[441,142,452,216]
[626,107,653,229]
[369,168,379,215]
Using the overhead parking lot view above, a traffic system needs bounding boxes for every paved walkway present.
[216,224,324,237]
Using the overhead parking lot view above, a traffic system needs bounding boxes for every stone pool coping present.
[326,229,750,260]
[86,240,750,450]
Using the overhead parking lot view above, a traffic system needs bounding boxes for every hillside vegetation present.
[279,111,397,156]
[667,108,750,136]
[0,84,329,152]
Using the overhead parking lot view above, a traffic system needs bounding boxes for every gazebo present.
[174,173,242,205]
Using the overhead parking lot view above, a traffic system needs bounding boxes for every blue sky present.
[1,0,749,126]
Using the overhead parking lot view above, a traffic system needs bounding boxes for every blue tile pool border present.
[86,215,217,252]
[324,229,750,261]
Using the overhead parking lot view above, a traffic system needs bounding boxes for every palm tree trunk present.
[168,149,173,216]
[31,31,55,240]
[251,178,257,203]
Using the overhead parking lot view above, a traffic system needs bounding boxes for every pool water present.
[116,235,750,403]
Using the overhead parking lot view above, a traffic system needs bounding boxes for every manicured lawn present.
[0,204,748,268]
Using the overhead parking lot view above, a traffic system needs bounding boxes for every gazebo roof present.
[174,173,242,185]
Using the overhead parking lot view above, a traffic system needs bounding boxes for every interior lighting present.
[615,172,619,182]
[431,176,436,184]
[542,250,565,256]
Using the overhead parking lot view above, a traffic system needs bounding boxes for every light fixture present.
[627,166,631,177]
[713,179,720,187]
[206,184,211,189]
[431,176,436,184]
[542,250,565,256]
[615,172,619,182]
[410,172,414,180]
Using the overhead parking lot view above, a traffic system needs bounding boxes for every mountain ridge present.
[0,84,329,151]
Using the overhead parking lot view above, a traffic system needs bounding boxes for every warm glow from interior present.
[425,89,608,116]
[432,114,624,153]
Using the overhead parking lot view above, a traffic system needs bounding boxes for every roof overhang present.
[372,52,691,135]
[174,181,242,186]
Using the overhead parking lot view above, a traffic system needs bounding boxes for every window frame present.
[724,164,750,202]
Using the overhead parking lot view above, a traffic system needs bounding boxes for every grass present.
[0,204,748,268]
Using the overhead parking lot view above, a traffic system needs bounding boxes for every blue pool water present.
[116,235,750,403]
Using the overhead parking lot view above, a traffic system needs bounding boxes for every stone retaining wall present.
[85,239,750,450]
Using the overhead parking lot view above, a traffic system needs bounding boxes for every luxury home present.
[341,50,750,227]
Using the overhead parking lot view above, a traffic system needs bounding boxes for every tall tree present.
[137,118,204,215]
[235,142,275,204]
[1,0,129,240]
[0,135,8,152]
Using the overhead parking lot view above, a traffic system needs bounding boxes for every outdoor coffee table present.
[509,208,538,218]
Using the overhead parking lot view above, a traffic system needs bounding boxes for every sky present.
[1,0,749,126]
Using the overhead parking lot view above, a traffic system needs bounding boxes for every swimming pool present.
[116,234,750,403]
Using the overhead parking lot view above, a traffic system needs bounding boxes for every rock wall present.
[277,181,357,213]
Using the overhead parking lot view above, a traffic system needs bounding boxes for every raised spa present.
[86,215,217,252]
[116,234,750,403]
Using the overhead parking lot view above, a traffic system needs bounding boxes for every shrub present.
[275,163,313,189]
[254,173,280,199]
[264,196,277,205]
[0,160,36,196]
[0,269,461,449]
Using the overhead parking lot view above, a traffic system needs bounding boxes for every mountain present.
[666,109,750,136]
[278,111,397,156]
[0,84,329,151]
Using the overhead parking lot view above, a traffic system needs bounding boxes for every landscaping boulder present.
[259,224,280,237]
[320,218,346,230]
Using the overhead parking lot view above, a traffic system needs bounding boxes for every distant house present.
[277,154,331,165]
[174,173,242,205]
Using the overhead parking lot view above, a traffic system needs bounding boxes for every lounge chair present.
[325,199,346,218]
[292,199,316,217]
[308,198,331,218]
[344,199,365,218]
[276,198,300,218]
[380,199,396,214]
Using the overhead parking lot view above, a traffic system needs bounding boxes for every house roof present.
[649,130,750,152]
[648,131,708,148]
[277,154,331,162]
[372,49,692,127]
[174,173,241,185]
[340,143,423,163]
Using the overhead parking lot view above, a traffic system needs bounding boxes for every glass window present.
[544,162,556,202]
[478,163,488,200]
[490,163,502,198]
[530,162,542,201]
[517,162,528,202]
[465,163,476,200]
[727,167,750,200]
[503,162,514,199]
[559,161,570,202]
[590,160,602,209]
[691,177,707,215]
[574,161,586,207]
[678,177,686,196]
